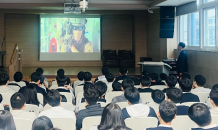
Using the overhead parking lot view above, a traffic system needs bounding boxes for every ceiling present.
[157,0,196,6]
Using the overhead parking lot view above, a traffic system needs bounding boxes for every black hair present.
[132,77,140,85]
[95,81,107,97]
[36,67,44,75]
[124,87,140,104]
[166,88,183,103]
[210,88,218,106]
[166,75,177,88]
[84,87,99,105]
[32,116,53,130]
[179,78,192,92]
[50,128,61,130]
[24,84,40,106]
[0,110,16,130]
[106,73,114,82]
[83,72,92,82]
[178,42,186,48]
[0,94,2,103]
[83,82,95,91]
[112,82,122,91]
[188,103,211,127]
[98,103,126,130]
[10,92,26,109]
[152,90,165,104]
[102,67,110,75]
[14,71,23,82]
[122,79,134,90]
[77,71,84,81]
[212,84,218,90]
[194,75,206,87]
[57,69,64,76]
[181,72,191,80]
[31,72,41,82]
[148,73,159,82]
[56,75,67,86]
[142,70,149,76]
[159,101,177,123]
[140,76,151,87]
[0,73,9,85]
[46,90,60,107]
[119,66,128,75]
[160,73,167,81]
[114,126,132,130]
[60,95,67,102]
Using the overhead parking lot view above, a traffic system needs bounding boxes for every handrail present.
[10,43,18,64]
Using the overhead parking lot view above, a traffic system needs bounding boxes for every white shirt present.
[0,85,16,94]
[38,106,76,121]
[159,125,172,127]
[198,124,217,129]
[11,110,37,122]
[191,87,211,93]
[210,107,218,116]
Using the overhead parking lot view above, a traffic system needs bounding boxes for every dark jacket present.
[176,50,188,74]
[19,83,46,97]
[150,82,166,86]
[180,93,200,103]
[138,88,153,93]
[81,98,106,103]
[114,75,132,82]
[177,105,189,115]
[191,127,218,130]
[147,127,174,130]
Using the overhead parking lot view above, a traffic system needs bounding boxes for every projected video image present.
[40,18,100,53]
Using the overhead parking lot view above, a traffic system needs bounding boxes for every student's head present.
[94,81,107,97]
[57,69,65,76]
[14,71,23,82]
[124,87,140,105]
[98,103,126,130]
[114,126,132,130]
[142,70,149,76]
[212,84,218,90]
[160,73,167,81]
[188,103,211,127]
[158,101,177,123]
[10,92,26,110]
[60,95,67,102]
[178,42,185,50]
[32,116,53,130]
[122,79,134,91]
[83,72,92,82]
[166,75,177,88]
[179,78,192,92]
[0,94,2,103]
[210,88,218,107]
[112,82,122,91]
[119,66,128,75]
[0,73,9,86]
[31,72,41,83]
[166,88,183,104]
[36,67,44,75]
[193,75,206,87]
[148,73,158,82]
[24,84,40,106]
[46,90,61,107]
[132,77,140,85]
[0,110,16,130]
[102,67,110,75]
[180,72,191,80]
[56,75,67,86]
[83,82,94,91]
[77,71,84,81]
[84,87,99,105]
[106,73,114,82]
[140,76,151,87]
[152,90,165,104]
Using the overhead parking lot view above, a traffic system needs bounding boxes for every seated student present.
[36,67,48,89]
[0,73,15,94]
[106,73,114,91]
[209,88,218,116]
[151,90,165,104]
[142,70,149,76]
[60,95,67,102]
[147,101,177,130]
[159,73,167,84]
[180,72,191,80]
[138,76,153,93]
[74,71,85,88]
[122,87,157,120]
[0,110,16,130]
[76,87,104,129]
[57,69,71,86]
[162,75,178,93]
[77,72,92,87]
[191,75,210,93]
[179,78,200,103]
[115,126,132,130]
[8,71,26,87]
[132,77,141,88]
[149,73,165,86]
[10,92,37,122]
[94,67,110,83]
[32,116,54,130]
[188,103,218,130]
[94,81,107,102]
[112,81,122,91]
[166,88,189,115]
[114,66,132,82]
[19,72,46,97]
[38,90,76,120]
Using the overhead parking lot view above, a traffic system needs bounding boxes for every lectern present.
[137,62,172,75]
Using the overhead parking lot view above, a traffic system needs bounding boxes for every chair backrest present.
[9,81,26,87]
[37,93,44,105]
[14,118,33,130]
[96,79,108,84]
[192,92,210,103]
[7,85,20,92]
[140,93,153,104]
[134,85,141,89]
[125,117,158,130]
[147,102,159,114]
[75,86,84,97]
[0,104,4,110]
[82,116,101,130]
[107,84,113,92]
[150,85,167,91]
[50,117,76,130]
[79,102,107,111]
[51,80,57,86]
[1,93,13,107]
[116,102,129,109]
[60,92,72,103]
[105,91,123,103]
[212,115,218,125]
[50,85,58,90]
[172,116,197,130]
[118,80,123,83]
[24,104,40,116]
[44,103,76,112]
[181,102,200,107]
[77,92,84,105]
[74,81,84,89]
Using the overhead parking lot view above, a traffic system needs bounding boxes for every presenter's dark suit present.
[176,50,188,74]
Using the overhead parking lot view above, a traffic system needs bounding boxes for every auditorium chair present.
[37,93,44,105]
[82,116,101,130]
[116,102,129,109]
[50,118,76,130]
[150,85,167,91]
[118,50,135,67]
[171,116,197,130]
[212,116,218,125]
[147,102,159,114]
[44,102,76,112]
[9,81,26,87]
[192,92,210,103]
[0,104,4,110]
[125,117,158,130]
[7,85,20,92]
[75,86,84,96]
[102,50,119,67]
[76,92,84,106]
[14,118,33,130]
[24,104,40,116]
[140,93,153,104]
[60,92,72,103]
[105,91,123,102]
[1,93,13,110]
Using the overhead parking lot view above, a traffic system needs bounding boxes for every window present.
[189,12,200,46]
[204,8,215,46]
[179,15,188,45]
[204,0,215,3]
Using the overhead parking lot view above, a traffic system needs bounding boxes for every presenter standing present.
[176,42,188,76]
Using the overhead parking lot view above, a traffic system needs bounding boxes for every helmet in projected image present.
[71,18,87,26]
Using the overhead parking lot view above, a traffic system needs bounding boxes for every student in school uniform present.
[149,73,165,86]
[112,82,122,91]
[0,73,15,94]
[209,88,218,116]
[114,67,132,82]
[191,75,210,93]
[36,67,48,89]
[138,75,153,93]
[106,73,114,91]
[162,75,178,93]
[94,67,110,83]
